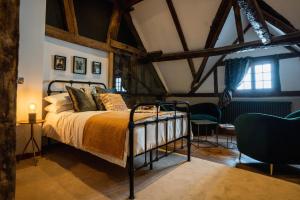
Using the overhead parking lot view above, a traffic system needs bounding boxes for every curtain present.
[219,57,251,108]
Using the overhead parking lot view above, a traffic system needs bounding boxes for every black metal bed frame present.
[46,80,191,199]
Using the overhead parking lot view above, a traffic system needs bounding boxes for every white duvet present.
[43,110,188,167]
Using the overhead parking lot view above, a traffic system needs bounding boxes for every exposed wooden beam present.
[106,3,122,44]
[110,39,146,55]
[166,0,196,77]
[123,12,145,50]
[192,0,233,87]
[123,0,144,9]
[63,0,78,34]
[0,0,19,199]
[237,0,271,44]
[213,68,218,94]
[45,25,112,52]
[233,0,244,43]
[147,31,300,62]
[190,52,299,93]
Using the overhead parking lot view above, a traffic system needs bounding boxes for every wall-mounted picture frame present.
[54,55,66,71]
[73,56,87,74]
[92,61,101,74]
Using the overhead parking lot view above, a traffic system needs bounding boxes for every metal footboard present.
[128,101,191,199]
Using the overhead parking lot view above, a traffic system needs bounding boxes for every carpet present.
[16,145,300,200]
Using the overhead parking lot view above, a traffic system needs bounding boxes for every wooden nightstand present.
[17,120,45,165]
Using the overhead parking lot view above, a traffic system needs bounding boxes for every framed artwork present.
[54,55,66,71]
[92,61,101,74]
[73,56,87,74]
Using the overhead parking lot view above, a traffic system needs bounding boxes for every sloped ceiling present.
[130,0,299,93]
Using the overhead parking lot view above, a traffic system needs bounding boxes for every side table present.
[17,120,45,165]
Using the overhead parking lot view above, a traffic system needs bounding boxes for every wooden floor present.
[174,135,300,185]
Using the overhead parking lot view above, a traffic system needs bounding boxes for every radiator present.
[222,101,292,123]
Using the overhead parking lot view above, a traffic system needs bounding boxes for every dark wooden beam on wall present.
[45,25,113,52]
[192,0,233,87]
[107,2,122,44]
[110,39,146,55]
[0,0,19,199]
[213,68,218,94]
[123,12,145,51]
[166,0,196,77]
[147,31,300,62]
[233,0,244,43]
[237,0,271,44]
[190,52,300,93]
[63,0,78,34]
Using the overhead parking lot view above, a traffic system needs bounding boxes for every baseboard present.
[16,152,41,161]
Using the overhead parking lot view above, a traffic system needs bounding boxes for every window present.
[115,77,127,92]
[237,61,277,92]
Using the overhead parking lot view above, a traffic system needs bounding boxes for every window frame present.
[234,58,281,96]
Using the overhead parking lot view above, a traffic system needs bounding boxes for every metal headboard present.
[47,80,107,96]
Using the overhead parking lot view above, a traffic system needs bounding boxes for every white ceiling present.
[131,0,299,93]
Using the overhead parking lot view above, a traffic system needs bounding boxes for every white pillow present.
[44,103,73,113]
[44,93,71,106]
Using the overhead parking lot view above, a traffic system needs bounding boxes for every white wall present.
[16,0,46,155]
[43,36,108,94]
[17,2,109,155]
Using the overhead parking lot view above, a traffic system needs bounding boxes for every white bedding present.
[43,110,188,167]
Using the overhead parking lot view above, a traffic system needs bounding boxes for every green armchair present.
[235,110,300,175]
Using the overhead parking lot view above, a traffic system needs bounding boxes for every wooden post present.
[108,52,114,88]
[0,0,19,199]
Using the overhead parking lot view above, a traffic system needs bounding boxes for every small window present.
[237,61,277,92]
[115,77,127,92]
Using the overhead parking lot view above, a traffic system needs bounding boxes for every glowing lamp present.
[28,103,36,123]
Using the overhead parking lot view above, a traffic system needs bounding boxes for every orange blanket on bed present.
[82,111,159,160]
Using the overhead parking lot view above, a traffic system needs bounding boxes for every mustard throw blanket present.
[82,111,160,161]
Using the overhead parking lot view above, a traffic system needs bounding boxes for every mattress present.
[43,110,188,167]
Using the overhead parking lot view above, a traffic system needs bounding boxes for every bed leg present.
[187,109,191,162]
[149,150,153,170]
[129,120,135,199]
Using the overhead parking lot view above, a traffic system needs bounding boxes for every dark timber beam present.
[63,0,78,34]
[190,24,251,93]
[190,51,299,93]
[166,0,196,77]
[192,0,233,87]
[237,0,271,44]
[147,31,300,62]
[233,0,244,43]
[0,0,19,199]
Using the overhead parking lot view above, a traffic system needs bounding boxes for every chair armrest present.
[286,110,300,119]
[235,113,300,163]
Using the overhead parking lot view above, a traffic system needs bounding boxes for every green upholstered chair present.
[235,110,300,175]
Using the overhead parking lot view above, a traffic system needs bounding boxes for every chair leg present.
[270,164,274,176]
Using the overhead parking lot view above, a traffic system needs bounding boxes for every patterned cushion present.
[100,93,128,111]
[92,86,116,110]
[66,86,97,112]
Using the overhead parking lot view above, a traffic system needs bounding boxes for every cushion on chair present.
[191,114,218,122]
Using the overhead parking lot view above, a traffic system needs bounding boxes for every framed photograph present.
[54,55,66,71]
[92,61,101,74]
[73,56,87,74]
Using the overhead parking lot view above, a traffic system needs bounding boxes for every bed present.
[43,80,191,199]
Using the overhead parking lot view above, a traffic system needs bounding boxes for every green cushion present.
[191,114,218,122]
[66,86,97,112]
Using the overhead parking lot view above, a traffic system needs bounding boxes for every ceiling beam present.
[190,25,251,93]
[192,0,233,87]
[106,3,122,44]
[146,31,300,62]
[166,0,196,78]
[237,0,271,44]
[110,39,146,55]
[63,0,78,34]
[233,0,244,43]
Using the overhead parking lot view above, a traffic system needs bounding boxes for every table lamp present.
[28,103,36,123]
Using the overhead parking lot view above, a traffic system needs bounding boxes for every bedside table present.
[17,120,45,165]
